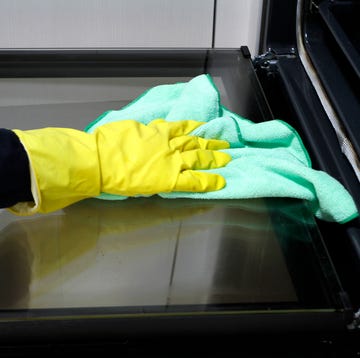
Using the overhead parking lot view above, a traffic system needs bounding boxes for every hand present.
[10,119,231,215]
[95,119,231,196]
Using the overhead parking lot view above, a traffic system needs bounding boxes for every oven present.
[0,0,359,355]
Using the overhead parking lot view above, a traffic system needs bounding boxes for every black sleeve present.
[0,129,33,208]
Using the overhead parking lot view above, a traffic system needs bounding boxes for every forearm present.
[10,127,100,215]
[3,120,229,216]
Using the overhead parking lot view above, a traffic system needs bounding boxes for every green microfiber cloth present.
[85,74,359,224]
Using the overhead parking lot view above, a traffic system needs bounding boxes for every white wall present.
[214,0,263,55]
[0,0,263,55]
[0,0,214,48]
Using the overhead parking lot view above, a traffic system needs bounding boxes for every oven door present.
[0,48,355,354]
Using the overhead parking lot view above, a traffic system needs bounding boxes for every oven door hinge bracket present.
[253,51,280,77]
[253,49,297,75]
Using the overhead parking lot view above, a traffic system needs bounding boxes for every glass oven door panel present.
[0,50,350,338]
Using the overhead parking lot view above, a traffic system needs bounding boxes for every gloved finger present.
[148,119,205,137]
[170,135,230,151]
[180,149,231,170]
[174,171,226,192]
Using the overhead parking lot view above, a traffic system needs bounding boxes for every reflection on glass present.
[0,197,340,312]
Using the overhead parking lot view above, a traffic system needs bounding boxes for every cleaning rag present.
[85,74,359,224]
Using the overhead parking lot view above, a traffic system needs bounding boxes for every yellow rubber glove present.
[9,119,230,215]
[94,119,231,196]
[10,127,100,215]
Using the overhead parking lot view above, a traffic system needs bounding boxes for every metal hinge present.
[254,48,297,64]
[253,51,278,73]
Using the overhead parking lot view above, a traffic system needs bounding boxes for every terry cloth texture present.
[85,74,359,224]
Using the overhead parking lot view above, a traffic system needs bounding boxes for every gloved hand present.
[94,119,230,196]
[9,119,231,215]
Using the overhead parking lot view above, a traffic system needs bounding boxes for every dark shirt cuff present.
[0,129,33,208]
